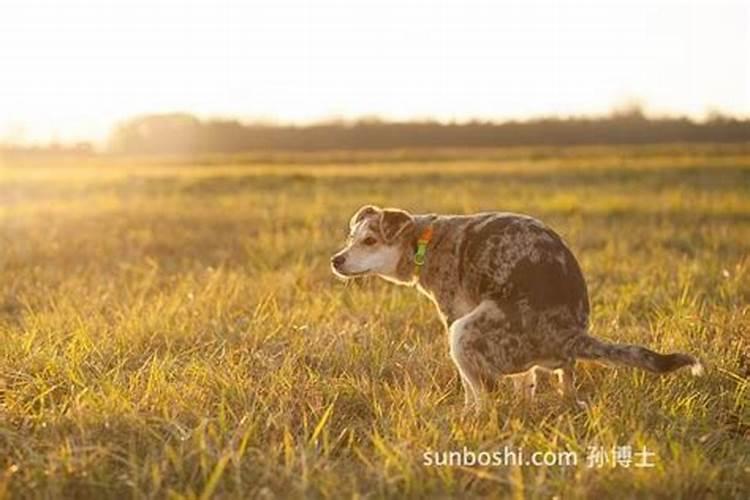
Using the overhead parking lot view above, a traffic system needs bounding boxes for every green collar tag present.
[413,225,434,274]
[414,242,428,266]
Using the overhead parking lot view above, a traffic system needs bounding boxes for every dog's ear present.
[350,205,381,229]
[380,208,414,242]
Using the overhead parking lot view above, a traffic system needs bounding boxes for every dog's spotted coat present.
[332,206,703,408]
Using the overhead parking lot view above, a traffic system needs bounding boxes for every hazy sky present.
[1,0,748,144]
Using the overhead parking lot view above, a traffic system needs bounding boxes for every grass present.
[1,144,748,498]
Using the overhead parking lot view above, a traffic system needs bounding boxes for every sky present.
[1,0,748,144]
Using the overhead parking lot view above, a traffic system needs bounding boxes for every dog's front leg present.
[459,374,480,409]
[450,323,486,411]
[449,301,516,412]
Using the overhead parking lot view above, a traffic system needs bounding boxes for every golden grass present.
[1,145,748,498]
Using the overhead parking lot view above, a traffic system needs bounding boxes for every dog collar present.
[413,225,434,275]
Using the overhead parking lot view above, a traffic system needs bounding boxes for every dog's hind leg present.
[555,362,588,410]
[512,369,537,403]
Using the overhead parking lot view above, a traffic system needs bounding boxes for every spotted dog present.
[331,206,703,408]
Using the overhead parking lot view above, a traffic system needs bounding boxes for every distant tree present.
[109,114,201,154]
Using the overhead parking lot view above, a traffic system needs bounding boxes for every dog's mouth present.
[331,266,369,279]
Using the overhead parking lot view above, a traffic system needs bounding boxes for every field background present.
[1,144,749,498]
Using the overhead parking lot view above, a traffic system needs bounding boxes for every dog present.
[331,205,703,409]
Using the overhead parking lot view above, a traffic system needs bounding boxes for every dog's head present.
[331,205,415,282]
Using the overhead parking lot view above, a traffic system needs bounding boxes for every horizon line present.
[4,106,750,149]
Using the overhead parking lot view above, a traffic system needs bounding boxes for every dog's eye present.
[362,237,378,246]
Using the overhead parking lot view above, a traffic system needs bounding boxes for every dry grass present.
[1,145,748,498]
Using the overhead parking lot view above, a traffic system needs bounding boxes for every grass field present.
[1,144,749,498]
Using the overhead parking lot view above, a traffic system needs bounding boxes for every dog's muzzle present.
[331,254,346,272]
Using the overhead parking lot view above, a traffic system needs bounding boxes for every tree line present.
[107,109,750,154]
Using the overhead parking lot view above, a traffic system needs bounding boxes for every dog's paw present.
[574,399,589,411]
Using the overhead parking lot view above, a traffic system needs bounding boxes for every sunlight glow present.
[1,0,748,143]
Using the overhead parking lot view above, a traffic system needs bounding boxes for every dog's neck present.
[382,214,440,286]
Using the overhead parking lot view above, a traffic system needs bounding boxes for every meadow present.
[0,144,748,498]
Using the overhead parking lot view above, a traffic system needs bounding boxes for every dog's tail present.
[571,335,704,375]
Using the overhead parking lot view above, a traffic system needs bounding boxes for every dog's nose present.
[331,255,346,268]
